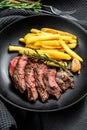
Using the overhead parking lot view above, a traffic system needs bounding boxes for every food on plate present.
[59,41,83,62]
[71,58,81,73]
[8,46,71,60]
[9,28,83,62]
[8,27,83,102]
[9,55,74,102]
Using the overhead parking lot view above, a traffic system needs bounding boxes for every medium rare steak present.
[9,56,19,76]
[45,68,62,99]
[35,64,49,102]
[9,56,74,102]
[12,56,28,93]
[25,62,38,101]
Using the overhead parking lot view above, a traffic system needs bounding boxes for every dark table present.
[0,0,87,130]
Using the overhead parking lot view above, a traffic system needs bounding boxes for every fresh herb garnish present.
[0,0,42,12]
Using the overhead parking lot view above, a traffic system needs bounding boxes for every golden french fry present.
[24,34,72,44]
[8,45,71,60]
[41,28,77,39]
[68,39,77,44]
[41,45,61,49]
[68,43,77,49]
[24,33,36,43]
[8,46,37,55]
[37,49,71,60]
[30,28,41,33]
[59,40,83,62]
[25,44,40,49]
[34,40,60,47]
[8,46,27,52]
[30,28,52,38]
[34,40,77,49]
[36,44,75,51]
[19,38,25,43]
[39,47,65,52]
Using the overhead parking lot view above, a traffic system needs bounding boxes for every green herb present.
[25,48,73,76]
[0,0,42,12]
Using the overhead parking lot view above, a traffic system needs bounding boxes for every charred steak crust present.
[56,70,74,91]
[9,56,74,102]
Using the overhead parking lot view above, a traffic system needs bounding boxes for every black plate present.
[0,15,87,112]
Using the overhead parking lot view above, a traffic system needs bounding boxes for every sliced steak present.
[9,55,75,102]
[25,62,38,101]
[9,56,19,76]
[35,64,49,102]
[56,69,74,91]
[56,77,66,91]
[45,68,62,99]
[12,56,28,93]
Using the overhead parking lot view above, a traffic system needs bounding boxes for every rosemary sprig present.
[25,48,73,76]
[0,0,42,12]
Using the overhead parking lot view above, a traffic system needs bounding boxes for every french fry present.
[41,28,77,39]
[41,45,61,49]
[24,33,36,42]
[25,44,40,49]
[34,40,77,49]
[19,38,25,43]
[68,39,77,44]
[68,43,77,49]
[24,34,73,44]
[30,28,53,36]
[30,28,52,39]
[8,46,28,52]
[8,45,71,60]
[41,44,77,49]
[34,40,60,48]
[30,28,41,33]
[40,47,65,51]
[35,49,71,60]
[59,40,83,62]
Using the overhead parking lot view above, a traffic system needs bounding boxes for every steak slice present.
[56,69,74,91]
[35,64,49,102]
[12,56,28,93]
[25,62,38,101]
[56,77,66,91]
[45,68,62,99]
[9,56,19,76]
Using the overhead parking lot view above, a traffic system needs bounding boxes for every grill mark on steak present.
[35,64,49,102]
[56,70,74,91]
[12,56,28,93]
[25,62,38,101]
[45,68,62,99]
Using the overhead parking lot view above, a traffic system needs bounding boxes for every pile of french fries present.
[8,27,83,63]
